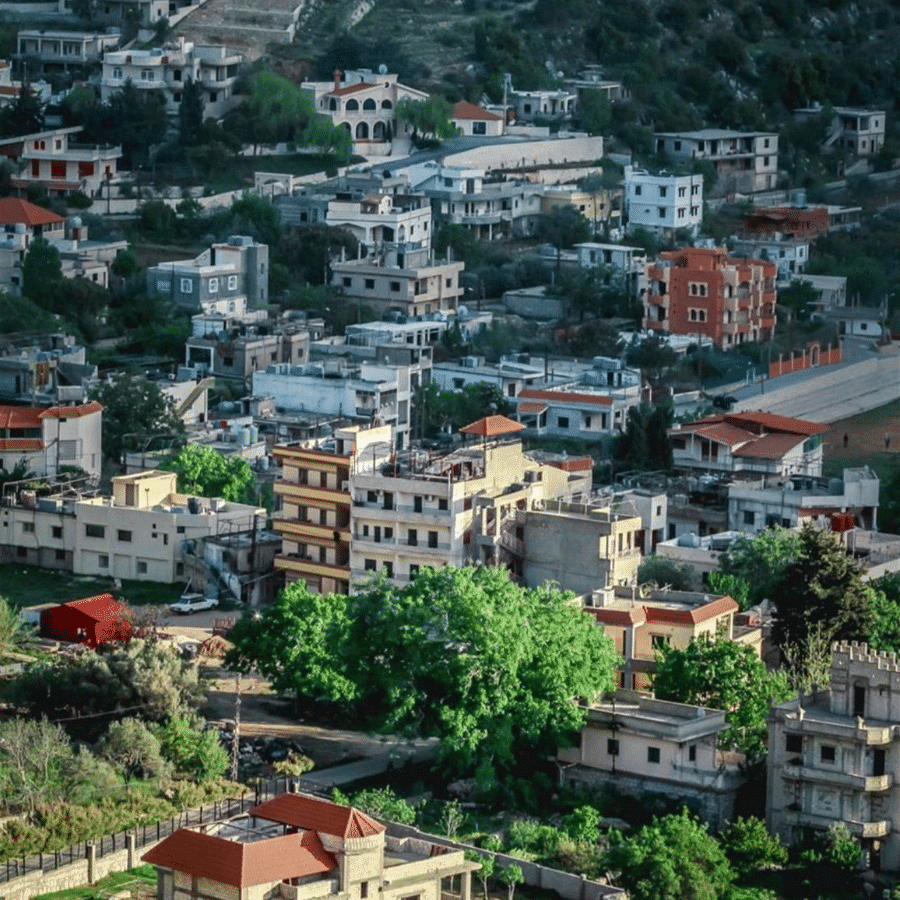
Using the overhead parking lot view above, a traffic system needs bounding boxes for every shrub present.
[507,818,559,857]
[719,817,787,875]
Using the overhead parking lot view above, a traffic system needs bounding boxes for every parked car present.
[712,394,737,410]
[170,593,219,614]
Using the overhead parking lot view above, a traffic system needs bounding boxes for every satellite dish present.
[457,304,469,318]
[378,63,388,75]
[556,71,564,79]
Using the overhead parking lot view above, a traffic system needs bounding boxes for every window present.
[113,67,122,79]
[820,745,836,763]
[438,498,448,511]
[208,277,218,293]
[55,548,65,560]
[472,121,486,135]
[177,526,186,534]
[409,564,420,578]
[85,524,105,539]
[22,522,34,533]
[383,561,393,577]
[688,745,696,762]
[647,746,660,764]
[390,281,401,292]
[785,734,803,754]
[743,511,755,526]
[634,185,642,196]
[117,529,132,542]
[137,561,147,574]
[408,529,418,546]
[365,278,375,289]
[607,738,619,756]
[367,490,378,503]
[52,526,62,539]
[651,634,669,650]
[414,496,423,513]
[557,416,569,429]
[180,278,192,294]
[428,531,438,548]
[659,186,667,198]
[658,207,666,218]
[364,559,377,571]
[383,492,394,510]
[361,883,368,899]
[227,275,238,290]
[140,69,154,81]
[98,553,109,568]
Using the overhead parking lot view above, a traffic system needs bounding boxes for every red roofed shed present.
[40,593,132,647]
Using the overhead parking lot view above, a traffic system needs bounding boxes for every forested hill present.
[282,0,900,160]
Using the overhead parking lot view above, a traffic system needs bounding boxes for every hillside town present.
[0,2,898,900]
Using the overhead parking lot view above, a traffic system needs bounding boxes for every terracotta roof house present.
[39,593,132,647]
[143,791,478,900]
[451,101,505,137]
[0,196,65,241]
[669,411,829,479]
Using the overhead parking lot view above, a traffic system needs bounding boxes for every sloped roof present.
[331,82,376,97]
[62,594,129,623]
[39,401,104,419]
[645,595,738,625]
[143,828,336,888]
[251,793,384,839]
[517,401,547,415]
[519,388,613,407]
[0,406,42,429]
[459,415,525,437]
[452,100,503,121]
[0,197,65,227]
[690,422,756,447]
[732,432,807,459]
[722,411,828,436]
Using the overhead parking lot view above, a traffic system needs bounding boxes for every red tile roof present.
[331,82,376,97]
[588,606,647,626]
[62,594,129,624]
[519,388,613,407]
[517,401,547,415]
[545,456,593,472]
[723,411,829,436]
[0,439,43,451]
[0,406,42,429]
[588,596,738,628]
[452,100,503,121]
[143,828,336,888]
[251,793,384,838]
[39,401,104,419]
[689,422,755,447]
[732,432,806,459]
[0,197,66,227]
[459,415,525,437]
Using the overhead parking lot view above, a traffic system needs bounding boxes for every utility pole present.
[230,672,242,782]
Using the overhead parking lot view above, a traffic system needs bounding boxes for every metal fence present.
[0,775,302,884]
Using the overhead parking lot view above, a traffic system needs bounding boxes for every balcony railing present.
[783,764,893,792]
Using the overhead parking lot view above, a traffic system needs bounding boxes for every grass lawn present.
[32,864,157,900]
[822,399,900,482]
[0,565,183,609]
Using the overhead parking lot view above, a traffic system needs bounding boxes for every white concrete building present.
[768,642,900,870]
[16,30,120,75]
[574,241,647,299]
[624,166,703,237]
[730,235,810,284]
[101,38,242,118]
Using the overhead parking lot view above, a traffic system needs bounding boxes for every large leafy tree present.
[414,382,512,439]
[771,523,872,653]
[90,373,185,462]
[21,238,62,303]
[395,96,459,142]
[178,77,205,147]
[617,403,673,471]
[719,527,800,608]
[535,207,592,275]
[99,717,168,785]
[606,809,735,900]
[226,566,618,782]
[653,636,791,758]
[162,444,257,504]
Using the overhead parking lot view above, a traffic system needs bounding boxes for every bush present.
[507,818,559,857]
[66,191,92,209]
[341,787,417,825]
[719,817,787,875]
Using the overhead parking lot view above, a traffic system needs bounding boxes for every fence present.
[0,775,301,893]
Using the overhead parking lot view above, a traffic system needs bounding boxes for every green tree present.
[706,571,751,610]
[577,89,612,135]
[499,864,523,900]
[771,524,872,654]
[0,597,32,657]
[99,717,168,785]
[209,194,281,248]
[719,816,787,876]
[719,528,800,608]
[565,805,601,845]
[90,374,185,462]
[617,403,673,471]
[21,238,62,304]
[870,575,900,654]
[653,636,792,758]
[414,382,512,439]
[156,715,229,782]
[277,225,361,286]
[606,809,734,900]
[625,333,677,385]
[0,84,43,137]
[342,787,417,824]
[162,444,256,504]
[823,822,862,871]
[535,207,592,275]
[468,852,496,900]
[0,719,77,814]
[178,77,204,147]
[395,96,460,142]
[636,556,696,591]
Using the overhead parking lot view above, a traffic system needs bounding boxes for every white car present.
[170,593,219,615]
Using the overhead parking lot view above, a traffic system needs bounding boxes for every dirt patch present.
[823,399,900,480]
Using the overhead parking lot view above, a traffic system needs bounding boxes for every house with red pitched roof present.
[39,593,131,646]
[143,791,478,900]
[451,101,504,137]
[669,410,829,480]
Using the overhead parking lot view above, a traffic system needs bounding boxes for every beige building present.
[144,791,477,900]
[559,690,745,829]
[540,184,622,234]
[767,642,900,870]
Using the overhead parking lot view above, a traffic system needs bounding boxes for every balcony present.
[274,554,350,580]
[790,810,892,839]
[274,519,350,543]
[783,764,893,792]
[274,482,350,505]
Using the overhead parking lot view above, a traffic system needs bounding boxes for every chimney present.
[334,69,342,93]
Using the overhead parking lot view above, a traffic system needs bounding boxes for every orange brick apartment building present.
[644,247,776,348]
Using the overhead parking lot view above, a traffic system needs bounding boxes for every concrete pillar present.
[86,842,96,883]
[127,832,136,870]
[461,872,472,900]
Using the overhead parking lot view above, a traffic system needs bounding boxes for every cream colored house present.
[767,642,900,871]
[144,791,477,900]
[559,691,746,829]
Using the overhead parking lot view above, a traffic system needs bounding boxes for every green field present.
[32,865,157,900]
[0,565,182,609]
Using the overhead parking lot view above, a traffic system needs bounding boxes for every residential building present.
[0,400,102,477]
[348,416,591,587]
[559,691,745,829]
[767,642,900,870]
[451,100,505,137]
[5,126,121,198]
[794,105,886,157]
[185,316,313,382]
[567,66,630,103]
[520,498,643,594]
[730,235,809,284]
[101,38,242,118]
[744,205,829,243]
[574,241,647,299]
[148,236,269,312]
[585,586,756,691]
[653,129,779,195]
[60,0,180,24]
[15,30,120,76]
[0,195,65,245]
[330,247,464,318]
[433,354,547,400]
[272,423,392,594]
[540,184,622,235]
[825,304,887,339]
[670,411,828,480]
[799,274,848,313]
[624,166,703,238]
[502,285,566,320]
[301,68,429,152]
[143,791,478,900]
[644,246,777,348]
[509,87,577,122]
[252,347,431,449]
[0,333,94,406]
[344,312,490,350]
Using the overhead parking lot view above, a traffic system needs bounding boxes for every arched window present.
[346,99,359,111]
[329,98,337,111]
[340,122,351,133]
[373,121,386,140]
[356,122,369,139]
[363,98,376,110]
[381,99,393,109]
